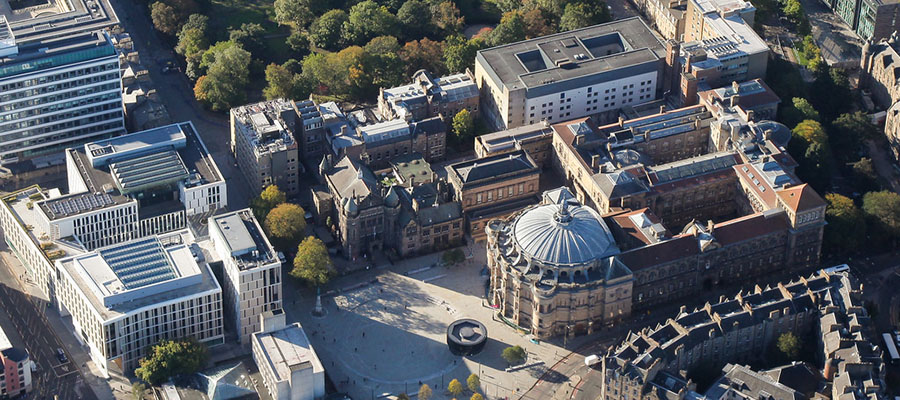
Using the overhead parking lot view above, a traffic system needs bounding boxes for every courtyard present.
[284,244,599,400]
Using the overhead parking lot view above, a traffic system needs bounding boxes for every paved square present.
[288,247,595,400]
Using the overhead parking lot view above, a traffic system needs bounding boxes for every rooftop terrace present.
[1,0,119,44]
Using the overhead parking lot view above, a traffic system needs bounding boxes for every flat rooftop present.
[4,186,90,260]
[231,100,297,157]
[477,122,554,154]
[477,17,664,92]
[0,0,119,44]
[254,322,324,383]
[57,230,221,322]
[0,30,115,79]
[65,122,222,219]
[209,209,277,271]
[447,150,539,186]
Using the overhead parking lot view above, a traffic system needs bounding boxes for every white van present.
[585,354,600,367]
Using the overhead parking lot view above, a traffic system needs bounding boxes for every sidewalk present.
[0,247,123,400]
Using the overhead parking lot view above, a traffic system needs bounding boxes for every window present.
[476,193,482,203]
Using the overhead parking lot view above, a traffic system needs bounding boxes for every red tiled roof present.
[776,184,826,212]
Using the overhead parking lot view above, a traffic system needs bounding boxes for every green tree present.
[418,384,433,400]
[489,11,526,46]
[832,111,877,162]
[431,1,465,36]
[309,9,348,51]
[150,2,179,35]
[851,157,880,193]
[467,373,480,393]
[521,8,555,38]
[783,0,804,24]
[824,193,866,255]
[135,339,208,385]
[776,332,801,360]
[398,0,433,38]
[400,38,446,76]
[863,191,900,239]
[451,109,475,145]
[274,0,314,27]
[559,1,612,32]
[470,394,484,400]
[792,98,819,121]
[264,63,296,100]
[502,345,526,365]
[229,23,266,57]
[448,379,464,396]
[444,35,484,73]
[194,43,251,111]
[265,203,307,249]
[132,382,147,400]
[287,30,310,54]
[363,36,406,88]
[251,185,287,221]
[176,27,209,79]
[292,236,333,286]
[442,248,465,264]
[181,13,208,32]
[343,1,400,45]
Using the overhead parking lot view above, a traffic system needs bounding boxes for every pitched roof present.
[326,156,377,200]
[776,184,825,212]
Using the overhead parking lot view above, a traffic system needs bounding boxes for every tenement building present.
[293,99,327,162]
[600,270,886,400]
[252,310,325,400]
[328,111,448,169]
[53,229,224,377]
[632,0,688,40]
[0,122,225,301]
[0,26,125,166]
[486,187,633,337]
[319,155,464,260]
[378,70,479,121]
[230,100,301,196]
[0,326,31,398]
[860,35,900,110]
[474,17,666,130]
[446,150,541,240]
[484,83,826,338]
[205,209,282,347]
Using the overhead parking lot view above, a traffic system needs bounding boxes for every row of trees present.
[251,185,334,288]
[153,0,615,110]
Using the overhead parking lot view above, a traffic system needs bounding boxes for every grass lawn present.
[207,0,279,35]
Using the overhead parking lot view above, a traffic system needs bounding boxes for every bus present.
[882,333,900,365]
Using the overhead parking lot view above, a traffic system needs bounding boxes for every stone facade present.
[378,70,479,122]
[230,100,301,196]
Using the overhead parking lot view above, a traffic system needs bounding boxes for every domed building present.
[486,187,633,339]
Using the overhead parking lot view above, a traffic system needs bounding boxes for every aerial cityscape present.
[0,0,899,398]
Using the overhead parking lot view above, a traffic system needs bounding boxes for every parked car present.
[56,348,67,363]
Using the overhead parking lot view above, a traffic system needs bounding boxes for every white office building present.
[0,24,125,165]
[0,122,225,302]
[252,310,325,400]
[205,209,282,347]
[473,17,666,130]
[53,229,223,377]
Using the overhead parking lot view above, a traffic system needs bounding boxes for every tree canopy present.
[309,10,349,51]
[448,379,464,396]
[824,193,866,255]
[150,2,179,35]
[418,384,433,400]
[489,11,526,46]
[397,0,433,38]
[451,109,475,145]
[467,373,480,393]
[265,203,307,249]
[343,1,400,45]
[776,332,801,360]
[264,63,297,100]
[274,0,314,28]
[501,345,526,365]
[194,43,251,111]
[400,39,446,76]
[444,35,484,74]
[135,339,208,385]
[291,236,333,286]
[559,1,611,32]
[863,191,900,240]
[470,394,484,400]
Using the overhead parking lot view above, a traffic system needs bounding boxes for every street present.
[0,258,94,400]
[107,0,254,210]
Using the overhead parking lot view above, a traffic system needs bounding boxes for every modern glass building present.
[0,22,124,165]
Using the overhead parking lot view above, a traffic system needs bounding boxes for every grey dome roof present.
[512,202,618,266]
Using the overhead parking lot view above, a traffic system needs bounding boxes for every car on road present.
[56,348,67,363]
